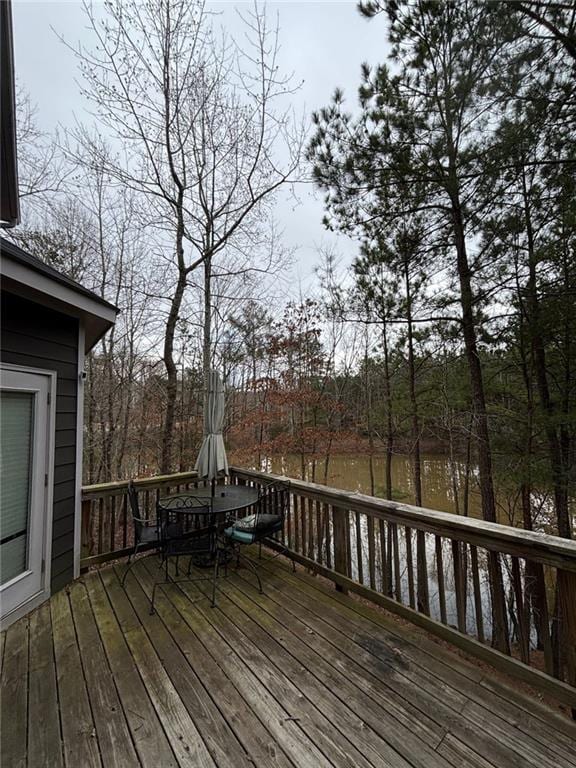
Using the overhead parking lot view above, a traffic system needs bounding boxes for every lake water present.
[230,452,555,644]
[229,451,568,532]
[258,452,486,517]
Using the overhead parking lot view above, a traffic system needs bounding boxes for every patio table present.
[158,484,259,516]
[157,484,260,567]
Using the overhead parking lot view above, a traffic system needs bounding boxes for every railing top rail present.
[82,470,199,499]
[230,466,576,571]
[80,465,576,570]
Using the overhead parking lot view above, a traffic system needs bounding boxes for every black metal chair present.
[150,495,223,614]
[121,481,161,587]
[223,481,294,592]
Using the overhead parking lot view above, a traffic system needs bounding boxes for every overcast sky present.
[12,1,391,286]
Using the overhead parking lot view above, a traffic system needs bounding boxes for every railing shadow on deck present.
[81,466,576,714]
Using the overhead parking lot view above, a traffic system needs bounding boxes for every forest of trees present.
[8,1,575,546]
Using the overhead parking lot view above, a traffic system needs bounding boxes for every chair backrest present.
[156,495,215,547]
[256,481,290,524]
[127,481,144,539]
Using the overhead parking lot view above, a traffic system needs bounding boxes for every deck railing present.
[81,471,201,567]
[80,466,576,710]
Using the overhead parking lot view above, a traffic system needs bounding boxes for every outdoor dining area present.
[127,477,293,614]
[118,370,295,614]
[2,371,576,768]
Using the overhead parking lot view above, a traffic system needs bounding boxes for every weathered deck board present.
[28,602,63,768]
[259,555,576,759]
[155,564,397,768]
[0,628,5,678]
[226,570,527,768]
[51,588,101,768]
[99,568,216,768]
[2,553,575,768]
[1,617,29,768]
[256,556,576,768]
[188,589,396,768]
[127,560,295,768]
[67,581,139,768]
[109,565,254,768]
[134,562,335,768]
[196,574,444,768]
[84,572,177,768]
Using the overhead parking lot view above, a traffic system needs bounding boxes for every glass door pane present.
[0,391,34,585]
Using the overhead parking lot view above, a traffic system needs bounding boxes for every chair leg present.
[121,545,138,587]
[237,549,263,594]
[211,550,220,607]
[250,536,295,574]
[279,539,296,571]
[150,553,168,614]
[120,552,132,586]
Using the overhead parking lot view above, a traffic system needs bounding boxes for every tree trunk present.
[115,354,134,480]
[522,168,571,539]
[365,328,376,496]
[202,251,213,436]
[447,425,460,516]
[450,179,509,652]
[160,215,187,473]
[86,355,95,484]
[404,257,428,615]
[103,341,116,479]
[404,258,422,506]
[381,316,394,501]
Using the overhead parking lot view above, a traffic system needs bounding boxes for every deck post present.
[332,505,349,594]
[557,568,576,718]
[81,498,93,570]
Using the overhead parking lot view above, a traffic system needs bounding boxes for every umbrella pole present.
[211,477,216,497]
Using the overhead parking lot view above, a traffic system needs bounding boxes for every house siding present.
[1,290,79,593]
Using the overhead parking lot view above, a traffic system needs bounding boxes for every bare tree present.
[67,0,303,471]
[14,88,68,217]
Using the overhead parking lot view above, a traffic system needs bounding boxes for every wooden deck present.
[1,553,575,768]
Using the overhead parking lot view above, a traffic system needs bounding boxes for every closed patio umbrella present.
[194,369,229,493]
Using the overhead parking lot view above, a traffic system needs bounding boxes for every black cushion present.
[140,526,160,544]
[233,513,282,533]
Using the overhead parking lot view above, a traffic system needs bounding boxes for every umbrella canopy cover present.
[194,370,229,482]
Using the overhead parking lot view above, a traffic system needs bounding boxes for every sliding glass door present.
[0,367,51,621]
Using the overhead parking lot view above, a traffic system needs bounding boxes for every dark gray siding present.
[1,291,79,592]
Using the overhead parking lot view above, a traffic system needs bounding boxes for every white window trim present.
[74,325,85,578]
[0,363,56,629]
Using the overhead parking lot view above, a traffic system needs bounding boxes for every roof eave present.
[0,1,20,229]
[1,257,118,352]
